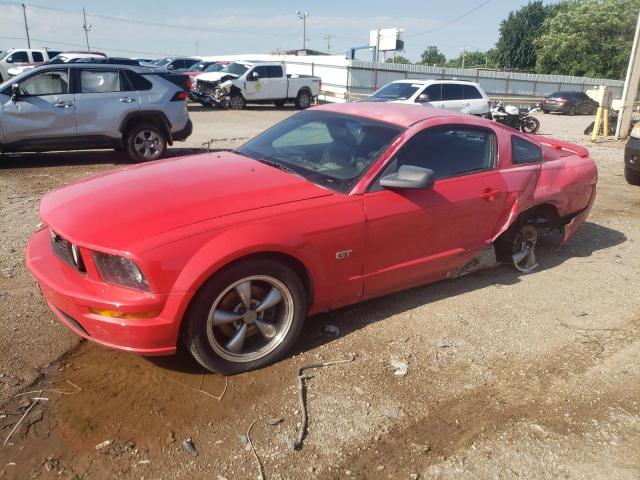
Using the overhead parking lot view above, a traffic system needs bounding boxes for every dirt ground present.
[1,107,639,480]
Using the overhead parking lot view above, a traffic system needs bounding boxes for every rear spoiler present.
[529,135,589,158]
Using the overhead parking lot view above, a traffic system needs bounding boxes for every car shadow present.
[188,104,299,113]
[0,147,207,169]
[147,221,626,374]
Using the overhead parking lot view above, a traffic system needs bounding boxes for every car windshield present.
[204,63,224,72]
[236,110,402,193]
[48,55,68,64]
[549,92,573,98]
[187,62,208,72]
[0,50,9,61]
[371,82,421,100]
[221,63,249,76]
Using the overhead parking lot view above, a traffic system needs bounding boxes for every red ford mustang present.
[26,103,597,374]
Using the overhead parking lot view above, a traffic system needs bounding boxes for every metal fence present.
[282,57,625,104]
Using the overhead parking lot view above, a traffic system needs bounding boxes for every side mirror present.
[380,165,435,190]
[416,93,430,103]
[167,64,176,70]
[10,83,21,101]
[248,71,259,81]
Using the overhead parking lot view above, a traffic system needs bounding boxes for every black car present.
[540,91,599,116]
[624,129,640,186]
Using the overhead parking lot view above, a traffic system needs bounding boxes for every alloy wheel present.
[134,130,162,159]
[206,275,294,362]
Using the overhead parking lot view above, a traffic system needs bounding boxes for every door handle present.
[119,97,136,103]
[53,101,72,108]
[479,188,502,201]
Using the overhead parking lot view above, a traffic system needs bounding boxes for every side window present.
[441,83,464,101]
[423,84,442,102]
[124,71,152,91]
[462,85,483,99]
[20,70,69,95]
[79,70,121,93]
[268,65,283,78]
[253,66,269,78]
[8,51,29,63]
[32,52,44,63]
[372,126,496,190]
[511,136,542,164]
[184,59,198,69]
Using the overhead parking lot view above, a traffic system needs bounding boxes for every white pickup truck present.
[0,48,61,82]
[192,61,321,110]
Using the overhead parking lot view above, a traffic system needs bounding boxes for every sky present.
[0,0,557,61]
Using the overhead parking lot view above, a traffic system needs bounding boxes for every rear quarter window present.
[462,85,483,99]
[125,71,152,91]
[511,136,542,164]
[441,83,464,101]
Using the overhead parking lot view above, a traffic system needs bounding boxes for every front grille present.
[50,229,86,272]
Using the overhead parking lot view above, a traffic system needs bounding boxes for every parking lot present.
[1,108,639,479]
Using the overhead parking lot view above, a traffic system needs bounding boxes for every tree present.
[447,50,489,68]
[419,46,446,66]
[535,0,640,79]
[494,0,559,70]
[386,55,411,64]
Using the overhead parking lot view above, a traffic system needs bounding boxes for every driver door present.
[244,66,270,101]
[362,124,507,297]
[0,68,76,144]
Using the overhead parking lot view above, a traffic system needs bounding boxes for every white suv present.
[362,79,490,117]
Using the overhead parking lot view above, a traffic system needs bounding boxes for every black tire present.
[228,93,246,110]
[568,105,576,116]
[520,116,540,134]
[295,90,312,110]
[183,259,308,374]
[125,123,167,162]
[273,99,286,108]
[542,109,548,114]
[625,167,640,186]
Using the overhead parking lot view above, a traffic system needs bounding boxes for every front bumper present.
[26,228,192,356]
[625,136,640,173]
[541,102,569,113]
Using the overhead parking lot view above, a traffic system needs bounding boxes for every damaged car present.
[26,103,597,374]
[192,60,320,110]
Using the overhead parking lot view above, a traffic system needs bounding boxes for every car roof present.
[390,79,481,86]
[27,63,157,74]
[311,102,466,128]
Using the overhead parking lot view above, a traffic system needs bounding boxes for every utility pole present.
[461,47,468,69]
[21,3,31,48]
[296,10,308,51]
[82,7,92,50]
[324,34,332,53]
[616,10,640,139]
[195,40,199,56]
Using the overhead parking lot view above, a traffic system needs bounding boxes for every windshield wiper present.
[234,150,299,176]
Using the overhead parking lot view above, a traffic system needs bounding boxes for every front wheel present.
[228,93,246,110]
[125,123,167,162]
[295,90,312,109]
[520,116,540,134]
[184,259,308,374]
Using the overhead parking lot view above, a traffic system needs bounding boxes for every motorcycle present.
[490,101,541,134]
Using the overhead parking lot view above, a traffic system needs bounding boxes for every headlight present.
[92,252,151,292]
[630,124,640,139]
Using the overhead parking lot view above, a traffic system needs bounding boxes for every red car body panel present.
[26,103,597,355]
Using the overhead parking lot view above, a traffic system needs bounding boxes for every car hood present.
[195,71,238,82]
[40,152,333,252]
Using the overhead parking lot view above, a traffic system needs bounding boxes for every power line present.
[406,0,493,38]
[0,35,176,56]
